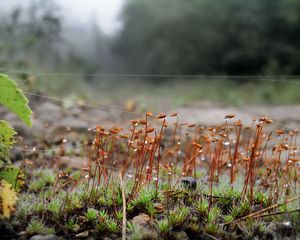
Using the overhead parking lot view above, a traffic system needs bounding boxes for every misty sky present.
[2,0,125,34]
[59,0,125,34]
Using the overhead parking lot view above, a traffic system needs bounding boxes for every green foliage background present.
[114,0,300,75]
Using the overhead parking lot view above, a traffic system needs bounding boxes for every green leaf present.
[0,74,32,126]
[0,120,16,163]
[0,166,24,191]
[0,120,16,147]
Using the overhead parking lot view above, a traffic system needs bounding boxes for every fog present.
[1,0,300,105]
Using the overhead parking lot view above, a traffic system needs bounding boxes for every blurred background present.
[1,0,300,111]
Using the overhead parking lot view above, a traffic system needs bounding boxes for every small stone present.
[29,234,61,240]
[59,156,88,169]
[35,102,62,125]
[17,231,26,236]
[181,177,197,190]
[75,231,89,238]
[131,213,151,226]
[51,117,89,138]
[282,221,291,227]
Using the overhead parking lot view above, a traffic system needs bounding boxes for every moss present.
[84,208,98,222]
[128,225,158,240]
[26,219,55,235]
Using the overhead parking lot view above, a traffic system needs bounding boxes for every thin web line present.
[24,91,142,115]
[2,70,298,131]
[23,91,296,130]
[2,67,300,82]
[22,90,300,132]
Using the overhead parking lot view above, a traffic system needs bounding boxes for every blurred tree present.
[0,0,61,70]
[114,0,300,76]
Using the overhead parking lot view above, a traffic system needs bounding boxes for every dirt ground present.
[1,97,299,144]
